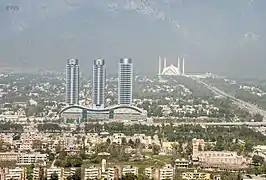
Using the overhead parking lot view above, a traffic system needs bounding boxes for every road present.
[196,79,266,119]
[153,121,266,127]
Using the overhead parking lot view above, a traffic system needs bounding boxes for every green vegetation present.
[0,139,11,152]
[205,78,266,110]
[84,123,266,153]
[26,164,34,180]
[54,151,82,167]
[0,122,23,132]
[37,123,62,132]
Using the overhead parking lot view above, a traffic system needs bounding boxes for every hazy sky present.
[0,0,266,77]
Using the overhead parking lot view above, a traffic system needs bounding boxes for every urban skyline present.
[66,58,134,108]
[1,1,266,179]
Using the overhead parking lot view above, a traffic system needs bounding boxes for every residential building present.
[17,153,47,166]
[0,167,25,180]
[107,167,118,180]
[181,170,210,180]
[122,166,138,176]
[157,165,174,180]
[175,159,189,169]
[0,152,19,162]
[84,167,100,180]
[46,168,62,180]
[145,167,155,179]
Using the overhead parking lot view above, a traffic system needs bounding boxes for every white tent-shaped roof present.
[161,64,181,76]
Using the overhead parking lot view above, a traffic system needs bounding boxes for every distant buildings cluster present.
[0,164,215,180]
[65,58,133,108]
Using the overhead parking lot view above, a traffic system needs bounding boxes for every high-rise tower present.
[182,57,185,75]
[118,58,133,105]
[65,59,80,105]
[92,59,106,109]
[158,56,162,75]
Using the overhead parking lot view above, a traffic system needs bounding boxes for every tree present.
[67,168,81,180]
[55,145,62,153]
[58,150,67,160]
[198,144,203,151]
[39,167,45,180]
[26,165,34,180]
[245,141,254,153]
[48,153,55,162]
[171,143,178,158]
[152,144,160,155]
[253,113,263,122]
[50,172,59,180]
[128,139,135,148]
[121,137,127,145]
[252,155,264,166]
[54,160,61,167]
[122,173,137,180]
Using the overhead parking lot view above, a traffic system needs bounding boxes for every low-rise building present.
[84,166,100,180]
[175,158,189,168]
[182,170,210,180]
[157,165,174,180]
[145,167,155,179]
[17,153,47,166]
[0,167,25,180]
[46,168,63,180]
[122,166,138,176]
[107,167,118,180]
[0,152,19,162]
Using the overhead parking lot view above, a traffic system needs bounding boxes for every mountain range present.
[0,0,266,77]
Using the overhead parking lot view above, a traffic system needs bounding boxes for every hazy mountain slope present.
[0,0,266,76]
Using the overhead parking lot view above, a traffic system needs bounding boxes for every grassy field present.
[82,155,173,169]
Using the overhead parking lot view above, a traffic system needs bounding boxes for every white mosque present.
[158,56,185,76]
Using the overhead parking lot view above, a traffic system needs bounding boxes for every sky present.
[0,0,266,77]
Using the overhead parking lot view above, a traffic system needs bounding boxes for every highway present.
[196,79,266,119]
[153,121,266,127]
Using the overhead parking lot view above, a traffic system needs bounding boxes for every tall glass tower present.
[92,59,106,109]
[118,58,133,105]
[65,59,79,105]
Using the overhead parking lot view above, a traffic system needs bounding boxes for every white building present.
[145,167,154,179]
[46,168,62,180]
[107,167,118,180]
[118,58,133,105]
[65,59,80,105]
[92,59,106,109]
[157,165,174,180]
[84,167,100,180]
[0,167,25,180]
[158,56,185,76]
[175,159,189,169]
[122,166,138,176]
[17,153,47,166]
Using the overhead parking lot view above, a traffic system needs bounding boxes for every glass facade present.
[92,59,106,109]
[118,58,133,105]
[65,59,79,105]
